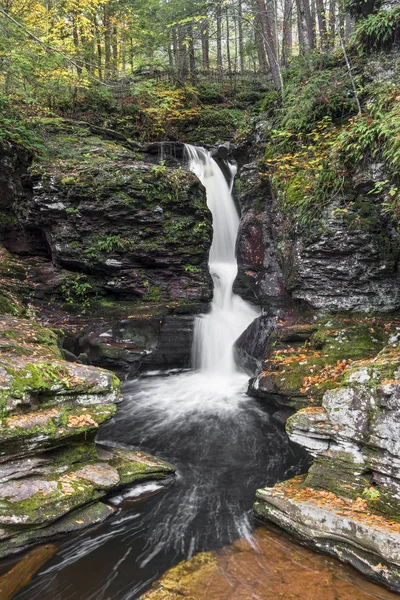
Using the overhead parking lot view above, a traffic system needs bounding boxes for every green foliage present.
[352,6,400,53]
[183,264,201,273]
[196,83,225,104]
[146,285,162,301]
[279,56,358,134]
[60,273,95,310]
[0,94,43,154]
[84,234,134,259]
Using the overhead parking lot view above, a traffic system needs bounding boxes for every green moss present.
[304,453,371,500]
[263,316,394,408]
[0,404,117,459]
[0,293,22,316]
[146,285,162,302]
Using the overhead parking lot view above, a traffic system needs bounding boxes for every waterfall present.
[185,145,258,375]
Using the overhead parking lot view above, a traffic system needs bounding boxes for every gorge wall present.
[233,49,400,591]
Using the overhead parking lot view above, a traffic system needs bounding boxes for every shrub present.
[352,6,400,54]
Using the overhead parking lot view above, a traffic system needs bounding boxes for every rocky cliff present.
[254,322,400,591]
[230,48,400,591]
[0,121,214,376]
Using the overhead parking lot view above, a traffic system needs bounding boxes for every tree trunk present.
[316,0,328,49]
[216,0,223,75]
[201,20,210,70]
[188,23,197,86]
[282,0,293,66]
[226,6,232,85]
[255,0,281,89]
[345,13,353,42]
[72,15,82,76]
[112,25,118,71]
[104,5,112,78]
[328,0,336,47]
[178,25,188,83]
[296,0,315,52]
[254,12,268,73]
[93,15,102,79]
[238,0,245,72]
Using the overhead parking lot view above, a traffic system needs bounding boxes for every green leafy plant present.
[60,274,95,311]
[352,6,400,54]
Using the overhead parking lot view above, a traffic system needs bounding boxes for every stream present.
[10,147,397,599]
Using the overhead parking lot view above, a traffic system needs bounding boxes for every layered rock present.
[233,164,288,308]
[254,326,400,590]
[0,316,174,557]
[0,121,215,374]
[234,161,400,313]
[248,316,393,409]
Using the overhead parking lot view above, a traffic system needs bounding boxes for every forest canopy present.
[0,0,396,109]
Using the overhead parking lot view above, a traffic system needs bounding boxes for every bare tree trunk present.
[328,0,336,47]
[172,27,178,64]
[282,0,293,66]
[216,0,223,75]
[238,0,245,72]
[93,15,102,79]
[72,16,82,76]
[104,5,112,78]
[168,35,174,70]
[345,13,353,42]
[226,6,232,86]
[316,0,328,49]
[112,25,118,71]
[255,0,281,89]
[188,23,197,86]
[303,0,316,48]
[178,25,188,82]
[255,14,268,72]
[201,20,210,70]
[296,0,315,52]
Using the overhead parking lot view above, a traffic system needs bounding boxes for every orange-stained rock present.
[140,524,399,600]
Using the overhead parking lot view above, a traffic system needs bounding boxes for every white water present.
[185,144,258,375]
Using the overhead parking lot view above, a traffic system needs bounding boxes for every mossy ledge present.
[0,315,175,558]
[253,315,400,591]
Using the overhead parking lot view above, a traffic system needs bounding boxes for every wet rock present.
[234,313,276,375]
[255,338,400,590]
[234,164,288,307]
[255,480,400,593]
[64,310,200,378]
[0,316,175,558]
[248,317,394,410]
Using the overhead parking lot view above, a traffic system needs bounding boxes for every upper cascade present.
[185,145,258,375]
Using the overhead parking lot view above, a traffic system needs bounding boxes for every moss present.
[146,285,162,302]
[0,404,117,461]
[0,472,103,527]
[3,361,71,398]
[304,453,371,500]
[108,449,175,486]
[0,293,22,316]
[262,316,395,408]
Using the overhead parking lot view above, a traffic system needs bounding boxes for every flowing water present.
[12,147,387,599]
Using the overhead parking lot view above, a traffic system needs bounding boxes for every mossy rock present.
[256,316,397,409]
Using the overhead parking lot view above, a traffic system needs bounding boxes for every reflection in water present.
[15,372,309,599]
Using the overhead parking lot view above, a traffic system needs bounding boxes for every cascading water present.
[15,147,309,600]
[185,145,258,375]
